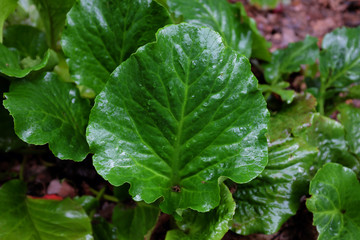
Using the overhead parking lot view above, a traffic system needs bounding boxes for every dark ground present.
[1,0,360,239]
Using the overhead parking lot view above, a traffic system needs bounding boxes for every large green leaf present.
[320,26,360,89]
[0,0,18,42]
[166,0,254,58]
[338,104,360,158]
[307,163,360,240]
[264,35,319,85]
[112,202,159,240]
[3,25,48,59]
[166,183,235,240]
[3,72,90,161]
[87,24,269,214]
[0,180,92,240]
[32,0,75,49]
[231,137,317,235]
[0,43,50,78]
[61,0,170,95]
[298,113,360,173]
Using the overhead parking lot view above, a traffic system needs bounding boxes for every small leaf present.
[307,163,360,240]
[32,0,75,49]
[264,35,319,84]
[74,195,99,215]
[0,180,93,240]
[87,24,269,213]
[320,26,360,89]
[166,183,236,240]
[166,0,254,58]
[112,202,160,240]
[62,0,170,95]
[92,217,118,240]
[231,137,317,235]
[0,0,18,42]
[268,93,317,141]
[3,72,90,161]
[298,113,360,173]
[249,0,281,9]
[338,104,360,158]
[0,43,50,78]
[3,25,48,59]
[259,83,295,104]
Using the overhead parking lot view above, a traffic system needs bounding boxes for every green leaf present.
[3,72,90,161]
[92,217,118,240]
[87,24,269,214]
[166,183,235,240]
[0,43,50,78]
[3,25,48,59]
[0,179,93,240]
[259,83,295,104]
[32,0,75,49]
[320,26,360,89]
[307,163,360,240]
[338,104,360,158]
[62,0,170,95]
[269,93,317,141]
[237,2,271,61]
[298,113,360,173]
[0,80,26,152]
[166,0,253,58]
[249,0,280,9]
[74,195,99,215]
[231,137,317,235]
[264,35,319,84]
[0,0,18,42]
[112,202,160,240]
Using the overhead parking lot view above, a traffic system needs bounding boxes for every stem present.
[89,187,119,203]
[318,80,327,116]
[19,155,27,181]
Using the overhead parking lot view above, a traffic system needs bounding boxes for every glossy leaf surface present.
[3,25,48,58]
[338,104,360,158]
[87,24,269,213]
[32,0,75,49]
[166,0,253,58]
[62,0,170,95]
[0,0,18,42]
[264,36,319,84]
[269,93,316,141]
[298,113,360,173]
[0,180,92,240]
[166,184,235,240]
[0,80,25,152]
[0,43,50,78]
[320,26,360,89]
[3,72,90,161]
[307,163,360,240]
[112,202,160,240]
[231,137,317,235]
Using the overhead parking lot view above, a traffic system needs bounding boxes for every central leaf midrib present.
[171,58,191,184]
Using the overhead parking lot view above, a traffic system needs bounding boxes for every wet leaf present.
[3,72,90,161]
[338,104,360,158]
[307,163,360,240]
[87,24,269,214]
[166,184,235,240]
[62,0,170,95]
[0,180,93,240]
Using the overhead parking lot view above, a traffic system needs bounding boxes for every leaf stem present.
[19,155,27,181]
[89,187,119,203]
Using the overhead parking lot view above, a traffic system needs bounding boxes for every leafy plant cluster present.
[0,0,359,239]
